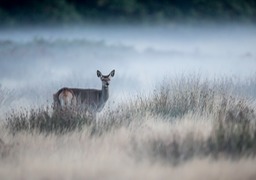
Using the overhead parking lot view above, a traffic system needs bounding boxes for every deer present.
[53,70,115,119]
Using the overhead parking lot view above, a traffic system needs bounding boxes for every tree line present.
[0,0,255,25]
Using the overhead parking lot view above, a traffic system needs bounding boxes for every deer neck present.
[101,85,109,104]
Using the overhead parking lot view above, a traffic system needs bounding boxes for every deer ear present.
[97,70,102,77]
[110,70,115,77]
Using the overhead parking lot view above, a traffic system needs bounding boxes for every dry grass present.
[1,118,256,180]
[1,75,256,179]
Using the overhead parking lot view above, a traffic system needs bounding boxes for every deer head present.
[97,70,115,88]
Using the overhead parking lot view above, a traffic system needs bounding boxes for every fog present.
[0,23,256,112]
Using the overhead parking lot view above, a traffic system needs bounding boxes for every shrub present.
[5,106,93,134]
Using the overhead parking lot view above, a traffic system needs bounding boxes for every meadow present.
[1,23,256,179]
[1,74,256,180]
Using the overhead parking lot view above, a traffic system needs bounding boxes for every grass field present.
[1,75,256,179]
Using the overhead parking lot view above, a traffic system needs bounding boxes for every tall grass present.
[1,75,256,179]
[5,107,94,134]
[0,86,14,108]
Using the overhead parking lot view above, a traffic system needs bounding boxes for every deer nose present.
[106,82,109,86]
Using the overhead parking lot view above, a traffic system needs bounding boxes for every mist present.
[0,23,256,113]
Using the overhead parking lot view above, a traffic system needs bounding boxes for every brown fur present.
[53,70,115,117]
[53,87,76,110]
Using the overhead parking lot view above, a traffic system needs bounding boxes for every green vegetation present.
[0,0,256,25]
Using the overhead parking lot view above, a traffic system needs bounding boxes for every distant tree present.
[0,0,256,24]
